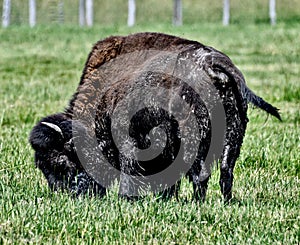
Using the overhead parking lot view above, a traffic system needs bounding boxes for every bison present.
[29,32,281,202]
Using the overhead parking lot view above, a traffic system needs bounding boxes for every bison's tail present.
[244,86,282,121]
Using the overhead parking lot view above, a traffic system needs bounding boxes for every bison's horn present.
[41,122,64,137]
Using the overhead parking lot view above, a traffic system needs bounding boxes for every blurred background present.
[1,0,299,28]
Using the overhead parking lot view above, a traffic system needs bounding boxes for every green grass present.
[0,20,299,245]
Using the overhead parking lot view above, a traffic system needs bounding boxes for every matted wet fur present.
[29,32,281,202]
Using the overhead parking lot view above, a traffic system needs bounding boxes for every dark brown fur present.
[29,32,281,202]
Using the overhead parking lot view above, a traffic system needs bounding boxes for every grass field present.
[0,14,299,245]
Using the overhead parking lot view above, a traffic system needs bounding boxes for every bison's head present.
[29,114,82,193]
[30,113,109,198]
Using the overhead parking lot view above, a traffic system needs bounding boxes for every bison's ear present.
[29,116,66,151]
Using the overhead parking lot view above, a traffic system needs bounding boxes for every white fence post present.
[29,0,36,27]
[269,0,276,25]
[223,0,230,26]
[127,0,136,27]
[173,0,182,26]
[2,0,11,28]
[58,0,64,24]
[79,0,85,26]
[85,0,93,27]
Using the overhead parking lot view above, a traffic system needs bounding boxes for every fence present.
[1,0,299,28]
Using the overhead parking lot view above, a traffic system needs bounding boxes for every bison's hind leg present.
[187,163,211,202]
[219,144,241,203]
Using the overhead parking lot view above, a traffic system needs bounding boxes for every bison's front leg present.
[193,177,210,202]
[118,174,141,201]
[71,172,106,197]
[118,158,180,201]
[118,155,147,200]
[158,181,181,200]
